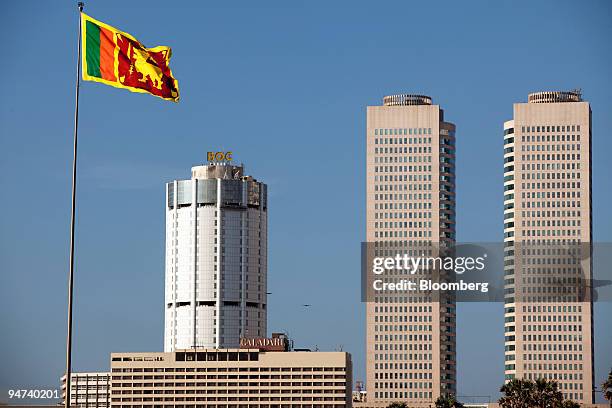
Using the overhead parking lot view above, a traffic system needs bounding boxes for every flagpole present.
[65,3,84,408]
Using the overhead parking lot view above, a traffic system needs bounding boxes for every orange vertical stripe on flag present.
[99,27,116,81]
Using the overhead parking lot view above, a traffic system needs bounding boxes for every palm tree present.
[434,394,464,408]
[499,379,535,408]
[532,378,563,408]
[603,369,612,408]
[500,378,594,408]
[387,402,408,408]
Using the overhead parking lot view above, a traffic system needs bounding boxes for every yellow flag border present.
[80,12,180,102]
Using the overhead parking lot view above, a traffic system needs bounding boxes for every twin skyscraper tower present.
[365,90,593,406]
[162,90,593,407]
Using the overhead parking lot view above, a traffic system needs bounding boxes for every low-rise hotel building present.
[109,348,352,408]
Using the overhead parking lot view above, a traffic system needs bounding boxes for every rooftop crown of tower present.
[383,94,432,106]
[528,89,582,103]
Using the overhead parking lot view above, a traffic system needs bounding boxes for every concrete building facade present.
[109,349,352,408]
[366,94,457,405]
[502,90,594,403]
[61,372,111,408]
[164,163,268,351]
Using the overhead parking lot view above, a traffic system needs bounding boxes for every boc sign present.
[207,151,233,162]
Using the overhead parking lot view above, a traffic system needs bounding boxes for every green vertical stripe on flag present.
[85,21,101,78]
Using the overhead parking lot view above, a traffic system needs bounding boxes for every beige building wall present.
[502,90,593,404]
[109,349,352,408]
[366,94,456,406]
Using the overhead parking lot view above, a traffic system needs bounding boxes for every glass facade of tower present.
[164,164,268,351]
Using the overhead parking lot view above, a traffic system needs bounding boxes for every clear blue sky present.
[1,0,611,403]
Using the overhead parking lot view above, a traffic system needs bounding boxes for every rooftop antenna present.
[572,88,582,98]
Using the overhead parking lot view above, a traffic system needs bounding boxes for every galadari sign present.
[239,337,288,352]
[207,151,233,162]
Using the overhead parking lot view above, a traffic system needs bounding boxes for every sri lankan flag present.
[81,13,179,102]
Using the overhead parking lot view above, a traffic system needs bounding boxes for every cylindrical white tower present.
[164,163,267,351]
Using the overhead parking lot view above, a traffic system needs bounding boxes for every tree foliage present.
[603,368,612,406]
[434,394,464,408]
[499,378,578,408]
